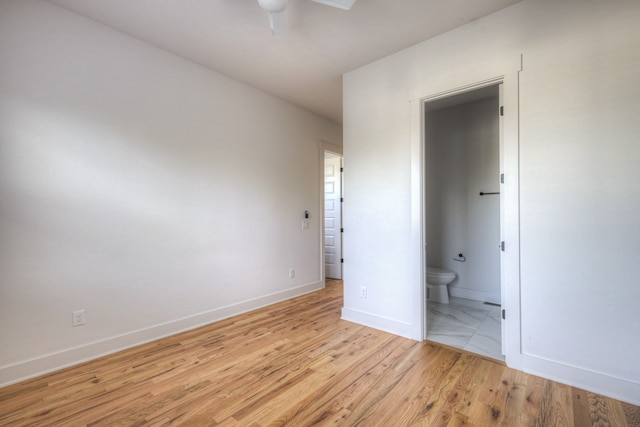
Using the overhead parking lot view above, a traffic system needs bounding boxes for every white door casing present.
[499,83,506,356]
[411,69,521,370]
[324,156,342,279]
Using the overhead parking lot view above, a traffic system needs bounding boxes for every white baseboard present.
[341,307,418,340]
[520,353,640,406]
[449,286,500,304]
[0,281,324,387]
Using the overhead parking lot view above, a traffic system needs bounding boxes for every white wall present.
[343,0,640,405]
[0,0,341,385]
[426,96,500,303]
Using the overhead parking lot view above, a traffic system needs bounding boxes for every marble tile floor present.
[426,296,504,361]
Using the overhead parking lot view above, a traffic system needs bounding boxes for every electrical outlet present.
[302,220,310,229]
[289,268,295,278]
[72,309,86,327]
[360,286,367,298]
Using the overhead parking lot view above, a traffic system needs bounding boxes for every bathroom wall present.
[425,96,500,303]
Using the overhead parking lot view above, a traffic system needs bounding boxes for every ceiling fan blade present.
[268,10,287,35]
[308,0,357,10]
[258,0,355,35]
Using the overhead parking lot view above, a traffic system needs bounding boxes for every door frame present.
[409,71,522,369]
[319,140,343,284]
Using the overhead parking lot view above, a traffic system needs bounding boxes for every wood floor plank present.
[411,353,478,426]
[465,360,509,425]
[609,400,635,427]
[1,279,638,427]
[373,345,467,425]
[571,388,593,427]
[550,379,575,426]
[520,373,548,426]
[499,369,529,427]
[625,402,640,427]
[290,336,416,425]
[453,357,495,420]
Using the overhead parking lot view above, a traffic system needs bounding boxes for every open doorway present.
[324,152,343,280]
[423,85,504,360]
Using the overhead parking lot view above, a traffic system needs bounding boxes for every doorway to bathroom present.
[423,84,504,360]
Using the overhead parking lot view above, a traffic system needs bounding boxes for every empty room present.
[1,0,639,425]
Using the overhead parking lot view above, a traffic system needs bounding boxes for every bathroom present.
[424,85,503,360]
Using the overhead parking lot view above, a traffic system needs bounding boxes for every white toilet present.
[426,266,456,304]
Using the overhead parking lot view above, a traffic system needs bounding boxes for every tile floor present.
[426,296,504,361]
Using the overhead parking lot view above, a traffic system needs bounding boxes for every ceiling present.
[47,0,521,124]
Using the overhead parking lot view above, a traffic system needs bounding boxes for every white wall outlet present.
[360,286,367,298]
[289,268,295,278]
[72,309,86,327]
[302,220,310,229]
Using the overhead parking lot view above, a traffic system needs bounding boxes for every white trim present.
[499,82,506,356]
[499,69,522,370]
[341,308,416,340]
[410,98,426,341]
[521,354,640,406]
[409,55,522,101]
[319,140,343,156]
[417,76,504,105]
[0,281,324,387]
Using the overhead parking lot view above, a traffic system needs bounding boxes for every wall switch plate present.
[302,220,310,229]
[360,286,367,298]
[72,309,86,327]
[289,268,295,278]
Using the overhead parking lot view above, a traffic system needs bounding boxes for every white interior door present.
[324,155,342,279]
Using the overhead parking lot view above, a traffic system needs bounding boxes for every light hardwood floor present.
[1,279,638,426]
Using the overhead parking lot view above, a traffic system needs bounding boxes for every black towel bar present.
[479,192,500,196]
